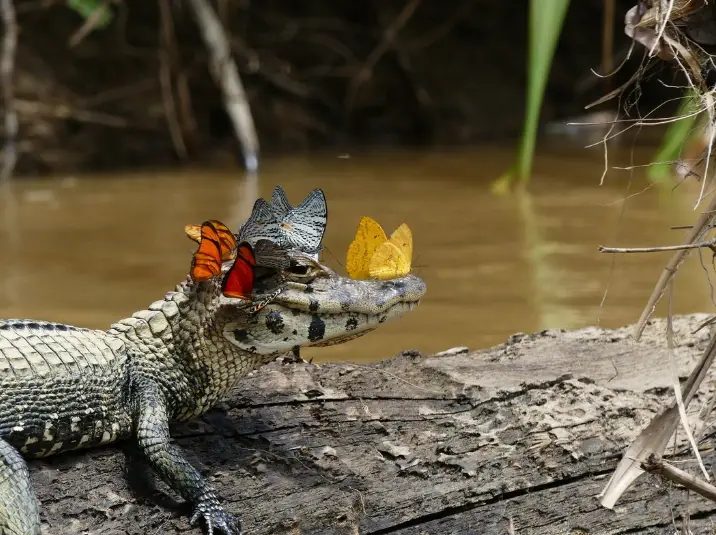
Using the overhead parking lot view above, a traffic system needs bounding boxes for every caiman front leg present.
[131,376,241,535]
[0,438,40,535]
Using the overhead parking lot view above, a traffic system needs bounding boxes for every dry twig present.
[633,203,716,340]
[345,0,421,113]
[158,0,188,160]
[642,453,716,502]
[0,0,17,183]
[599,239,716,254]
[186,0,259,172]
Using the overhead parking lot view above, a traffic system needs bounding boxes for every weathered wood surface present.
[32,314,716,535]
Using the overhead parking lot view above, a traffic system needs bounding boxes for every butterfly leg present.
[247,288,284,314]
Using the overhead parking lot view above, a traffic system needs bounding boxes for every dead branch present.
[405,0,475,51]
[175,70,197,148]
[158,0,188,160]
[14,100,127,128]
[633,203,716,341]
[642,453,716,502]
[185,0,259,172]
[599,239,716,254]
[0,0,17,183]
[345,0,421,112]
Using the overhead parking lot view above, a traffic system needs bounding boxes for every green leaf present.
[648,88,702,182]
[496,0,570,191]
[67,0,113,30]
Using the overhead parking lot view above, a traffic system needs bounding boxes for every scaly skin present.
[0,251,426,535]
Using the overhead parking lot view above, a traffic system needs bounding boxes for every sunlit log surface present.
[31,315,716,534]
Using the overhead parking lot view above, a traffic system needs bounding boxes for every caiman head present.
[215,251,426,355]
[181,186,426,358]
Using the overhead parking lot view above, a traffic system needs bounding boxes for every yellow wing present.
[368,241,410,280]
[346,216,387,280]
[388,223,412,267]
[184,224,202,243]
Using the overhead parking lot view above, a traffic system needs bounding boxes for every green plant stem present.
[494,0,570,193]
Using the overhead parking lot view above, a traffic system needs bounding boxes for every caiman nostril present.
[387,280,406,290]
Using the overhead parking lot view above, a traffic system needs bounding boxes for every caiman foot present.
[190,491,242,535]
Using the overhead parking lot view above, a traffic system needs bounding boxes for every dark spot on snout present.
[233,329,250,342]
[265,312,285,334]
[304,285,314,294]
[345,317,358,331]
[308,315,325,342]
[292,329,298,335]
[308,298,320,313]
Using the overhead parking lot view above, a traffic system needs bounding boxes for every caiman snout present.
[273,272,426,316]
[222,272,426,355]
[355,274,426,314]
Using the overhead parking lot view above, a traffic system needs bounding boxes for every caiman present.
[0,191,426,535]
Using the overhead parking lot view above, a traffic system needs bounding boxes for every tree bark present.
[32,314,716,535]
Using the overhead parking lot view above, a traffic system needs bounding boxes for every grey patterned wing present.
[253,239,290,269]
[281,188,327,253]
[270,185,293,220]
[249,198,274,224]
[237,198,283,245]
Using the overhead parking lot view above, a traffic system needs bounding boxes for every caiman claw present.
[190,493,242,535]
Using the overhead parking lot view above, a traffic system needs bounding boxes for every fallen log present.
[32,314,716,535]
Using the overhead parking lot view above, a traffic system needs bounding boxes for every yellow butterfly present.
[346,216,413,280]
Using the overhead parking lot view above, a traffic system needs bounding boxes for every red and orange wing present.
[190,221,226,282]
[222,242,256,299]
[211,220,237,261]
[185,219,237,262]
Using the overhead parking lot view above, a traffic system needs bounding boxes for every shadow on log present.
[32,314,716,534]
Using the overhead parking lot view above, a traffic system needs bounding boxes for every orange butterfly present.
[190,221,238,282]
[186,220,237,262]
[221,243,256,299]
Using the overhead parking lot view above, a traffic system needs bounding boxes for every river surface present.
[0,142,713,363]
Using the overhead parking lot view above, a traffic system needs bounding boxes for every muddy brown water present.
[0,143,713,363]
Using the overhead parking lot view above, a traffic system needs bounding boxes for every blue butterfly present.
[237,186,327,257]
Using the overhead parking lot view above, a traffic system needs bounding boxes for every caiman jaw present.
[222,273,426,355]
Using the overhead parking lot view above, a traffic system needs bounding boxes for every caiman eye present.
[287,265,310,276]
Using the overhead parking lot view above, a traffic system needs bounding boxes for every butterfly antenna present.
[321,246,346,269]
[410,252,428,271]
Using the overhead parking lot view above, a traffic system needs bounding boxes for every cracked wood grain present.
[31,315,716,534]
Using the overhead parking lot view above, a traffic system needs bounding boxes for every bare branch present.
[642,453,716,502]
[185,0,259,172]
[0,0,17,183]
[599,239,716,254]
[158,0,188,160]
[345,0,421,113]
